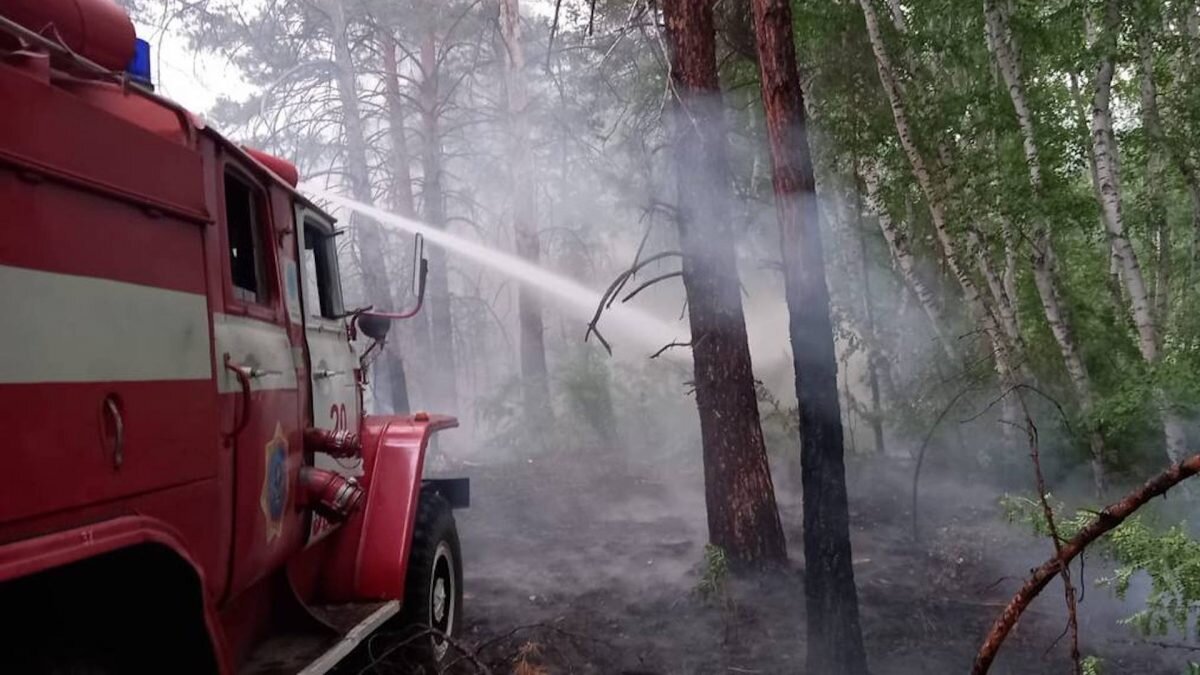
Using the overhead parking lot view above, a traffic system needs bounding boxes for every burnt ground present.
[349,453,1195,674]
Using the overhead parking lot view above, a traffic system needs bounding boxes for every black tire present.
[398,492,464,669]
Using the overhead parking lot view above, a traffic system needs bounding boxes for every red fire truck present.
[0,2,468,672]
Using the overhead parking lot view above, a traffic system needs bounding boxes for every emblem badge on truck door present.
[261,423,289,541]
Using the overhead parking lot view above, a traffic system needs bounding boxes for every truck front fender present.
[320,413,457,602]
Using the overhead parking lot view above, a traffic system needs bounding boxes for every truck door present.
[295,207,360,436]
[213,162,304,595]
[294,206,362,542]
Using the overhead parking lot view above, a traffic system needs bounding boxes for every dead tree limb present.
[546,0,564,69]
[972,452,1200,675]
[622,271,684,303]
[912,385,975,541]
[651,332,705,359]
[1015,394,1081,675]
[584,251,681,353]
[357,627,493,675]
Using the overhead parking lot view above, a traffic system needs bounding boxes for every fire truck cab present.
[0,2,466,672]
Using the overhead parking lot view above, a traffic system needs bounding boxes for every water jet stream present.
[304,188,688,359]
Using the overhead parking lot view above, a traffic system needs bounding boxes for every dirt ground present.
[350,452,1195,674]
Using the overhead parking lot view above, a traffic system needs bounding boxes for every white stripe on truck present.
[0,265,212,384]
[212,312,298,394]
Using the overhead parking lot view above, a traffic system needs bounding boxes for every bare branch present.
[972,452,1200,674]
[622,271,683,303]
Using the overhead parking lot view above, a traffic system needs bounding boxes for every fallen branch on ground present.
[971,452,1200,675]
[356,626,492,675]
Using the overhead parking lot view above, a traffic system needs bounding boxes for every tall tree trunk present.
[382,29,416,220]
[1070,71,1130,319]
[1138,31,1200,276]
[854,182,887,456]
[326,0,410,413]
[751,0,868,672]
[968,227,1022,347]
[660,0,787,568]
[1090,0,1188,463]
[420,33,459,413]
[1001,219,1020,330]
[498,0,549,414]
[1137,32,1173,333]
[859,0,1021,423]
[861,163,957,361]
[985,0,1107,492]
[885,0,907,32]
[380,26,432,413]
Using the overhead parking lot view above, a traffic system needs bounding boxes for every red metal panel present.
[244,148,300,187]
[0,64,207,220]
[0,380,219,523]
[0,169,207,294]
[318,414,457,602]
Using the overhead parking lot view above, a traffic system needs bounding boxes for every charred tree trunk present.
[498,0,550,415]
[661,0,787,568]
[326,0,410,413]
[420,34,459,413]
[751,0,868,671]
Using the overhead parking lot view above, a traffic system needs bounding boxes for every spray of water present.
[304,188,688,359]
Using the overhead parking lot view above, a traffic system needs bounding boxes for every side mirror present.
[357,313,391,341]
[412,233,427,299]
[355,233,430,336]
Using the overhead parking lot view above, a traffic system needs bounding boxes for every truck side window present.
[224,171,267,303]
[302,220,343,319]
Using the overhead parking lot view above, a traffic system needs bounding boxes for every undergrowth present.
[696,544,729,603]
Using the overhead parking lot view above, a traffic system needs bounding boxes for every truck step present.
[240,601,399,675]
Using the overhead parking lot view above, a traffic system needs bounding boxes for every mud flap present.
[423,478,470,509]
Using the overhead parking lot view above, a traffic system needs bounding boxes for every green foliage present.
[558,345,620,447]
[1002,493,1200,638]
[756,382,799,460]
[1082,655,1103,675]
[696,544,730,602]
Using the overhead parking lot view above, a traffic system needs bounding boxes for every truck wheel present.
[400,492,463,667]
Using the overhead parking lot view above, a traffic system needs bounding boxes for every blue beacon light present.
[126,38,153,89]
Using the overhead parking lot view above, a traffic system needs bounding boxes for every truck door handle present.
[247,368,282,379]
[223,357,283,438]
[223,354,254,438]
[313,369,344,380]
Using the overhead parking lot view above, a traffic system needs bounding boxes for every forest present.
[123,0,1200,672]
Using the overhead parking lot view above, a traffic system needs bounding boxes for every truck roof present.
[0,7,334,224]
